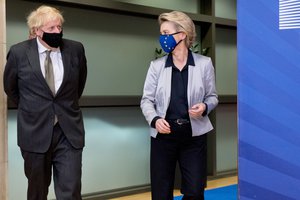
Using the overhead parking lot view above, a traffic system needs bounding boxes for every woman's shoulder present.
[191,52,212,67]
[151,55,168,68]
[152,55,168,63]
[192,52,211,61]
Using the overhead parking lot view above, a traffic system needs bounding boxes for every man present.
[3,5,87,200]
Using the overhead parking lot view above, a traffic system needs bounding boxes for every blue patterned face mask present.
[159,32,182,53]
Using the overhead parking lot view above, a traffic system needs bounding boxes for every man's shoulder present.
[10,39,35,50]
[61,39,85,53]
[62,38,83,48]
[7,39,37,57]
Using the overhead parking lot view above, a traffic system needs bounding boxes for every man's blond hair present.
[27,5,64,39]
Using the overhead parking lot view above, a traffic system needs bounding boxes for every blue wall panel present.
[238,0,300,199]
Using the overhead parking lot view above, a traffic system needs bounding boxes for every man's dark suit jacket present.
[4,38,87,153]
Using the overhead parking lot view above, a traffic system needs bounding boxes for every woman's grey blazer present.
[140,52,218,138]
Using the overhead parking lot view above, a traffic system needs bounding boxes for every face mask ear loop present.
[170,31,184,50]
[160,32,181,37]
[170,31,181,36]
[169,39,183,53]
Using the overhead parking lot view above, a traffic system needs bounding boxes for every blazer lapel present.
[26,40,51,92]
[56,40,71,95]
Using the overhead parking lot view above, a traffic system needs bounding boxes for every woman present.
[140,11,218,200]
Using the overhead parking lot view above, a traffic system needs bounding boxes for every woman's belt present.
[167,118,190,125]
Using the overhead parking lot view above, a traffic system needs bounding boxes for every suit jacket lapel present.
[26,40,51,92]
[26,39,72,97]
[56,40,71,95]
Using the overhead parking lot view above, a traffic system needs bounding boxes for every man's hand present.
[155,119,171,134]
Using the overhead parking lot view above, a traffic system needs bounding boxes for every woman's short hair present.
[158,11,196,48]
[27,5,64,39]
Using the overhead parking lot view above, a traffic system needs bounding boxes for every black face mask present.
[42,31,63,48]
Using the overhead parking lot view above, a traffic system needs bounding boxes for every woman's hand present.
[155,119,171,134]
[189,103,206,119]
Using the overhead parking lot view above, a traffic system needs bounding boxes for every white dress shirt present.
[37,37,64,94]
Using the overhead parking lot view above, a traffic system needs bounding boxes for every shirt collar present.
[165,49,195,68]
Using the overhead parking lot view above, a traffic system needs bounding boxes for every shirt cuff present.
[151,116,162,128]
[202,103,208,116]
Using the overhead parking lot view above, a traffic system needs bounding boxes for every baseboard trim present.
[50,171,237,200]
[82,184,151,200]
[208,169,238,180]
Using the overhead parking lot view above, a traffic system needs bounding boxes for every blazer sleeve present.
[203,57,218,114]
[140,61,160,125]
[3,47,19,105]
